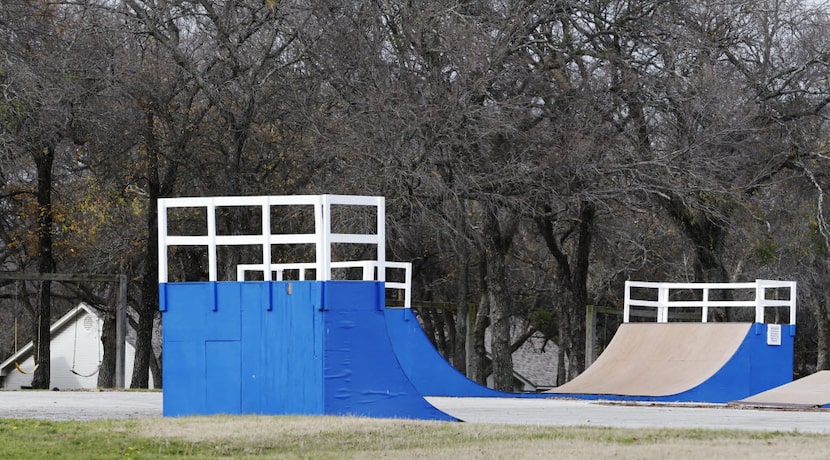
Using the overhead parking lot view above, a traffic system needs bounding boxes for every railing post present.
[361,261,373,281]
[157,200,168,284]
[376,196,386,282]
[657,285,669,322]
[207,200,218,282]
[623,281,631,323]
[701,288,709,323]
[314,197,329,281]
[755,280,765,324]
[404,263,412,309]
[790,281,797,325]
[261,198,271,281]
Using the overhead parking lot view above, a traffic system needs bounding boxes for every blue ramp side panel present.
[322,282,457,420]
[239,282,269,414]
[671,323,794,403]
[258,282,324,415]
[206,340,242,414]
[162,282,245,416]
[161,281,325,416]
[162,340,206,416]
[160,280,453,420]
[160,282,217,416]
[385,307,529,398]
[658,323,793,403]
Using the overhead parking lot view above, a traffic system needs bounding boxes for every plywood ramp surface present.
[548,323,751,397]
[736,370,830,408]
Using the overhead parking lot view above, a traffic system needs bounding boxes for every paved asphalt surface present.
[428,397,830,433]
[1,391,829,433]
[0,391,163,421]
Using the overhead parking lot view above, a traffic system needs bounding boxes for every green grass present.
[0,416,828,459]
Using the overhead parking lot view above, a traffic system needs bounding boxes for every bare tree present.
[0,1,116,388]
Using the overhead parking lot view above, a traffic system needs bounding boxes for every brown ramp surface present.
[735,370,830,408]
[547,323,751,397]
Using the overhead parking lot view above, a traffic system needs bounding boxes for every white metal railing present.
[623,280,796,324]
[157,195,385,284]
[236,261,412,308]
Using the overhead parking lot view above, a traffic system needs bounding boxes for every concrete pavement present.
[1,390,829,434]
[428,397,830,433]
[0,390,162,421]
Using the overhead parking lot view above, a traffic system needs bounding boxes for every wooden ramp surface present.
[735,370,830,408]
[547,323,751,397]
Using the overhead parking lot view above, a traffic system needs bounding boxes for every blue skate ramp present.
[545,322,794,403]
[161,281,456,420]
[385,307,548,398]
[386,309,793,404]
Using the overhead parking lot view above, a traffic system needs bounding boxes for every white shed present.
[0,303,149,390]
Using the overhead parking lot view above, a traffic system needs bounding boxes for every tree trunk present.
[556,341,567,385]
[663,195,729,282]
[30,281,52,389]
[471,248,490,385]
[662,195,733,320]
[817,315,829,371]
[31,145,56,390]
[816,291,830,371]
[453,258,470,373]
[434,309,449,357]
[454,202,473,376]
[419,308,438,348]
[97,310,117,388]
[482,204,518,391]
[132,105,160,388]
[442,307,457,366]
[487,249,514,391]
[564,291,586,379]
[536,201,595,380]
[150,350,162,388]
[471,291,490,385]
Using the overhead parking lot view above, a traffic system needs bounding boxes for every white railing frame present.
[157,195,386,284]
[623,280,796,324]
[237,261,412,309]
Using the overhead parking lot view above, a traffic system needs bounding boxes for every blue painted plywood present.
[239,282,270,414]
[322,282,456,420]
[162,340,206,416]
[258,282,324,415]
[161,282,214,417]
[161,280,452,420]
[205,340,241,414]
[385,307,549,398]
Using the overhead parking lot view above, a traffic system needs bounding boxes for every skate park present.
[152,194,829,424]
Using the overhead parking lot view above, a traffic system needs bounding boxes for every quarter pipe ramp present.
[385,307,541,398]
[545,322,794,403]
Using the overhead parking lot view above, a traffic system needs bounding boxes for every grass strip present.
[1,416,827,459]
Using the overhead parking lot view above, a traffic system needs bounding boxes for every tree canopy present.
[1,0,829,390]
